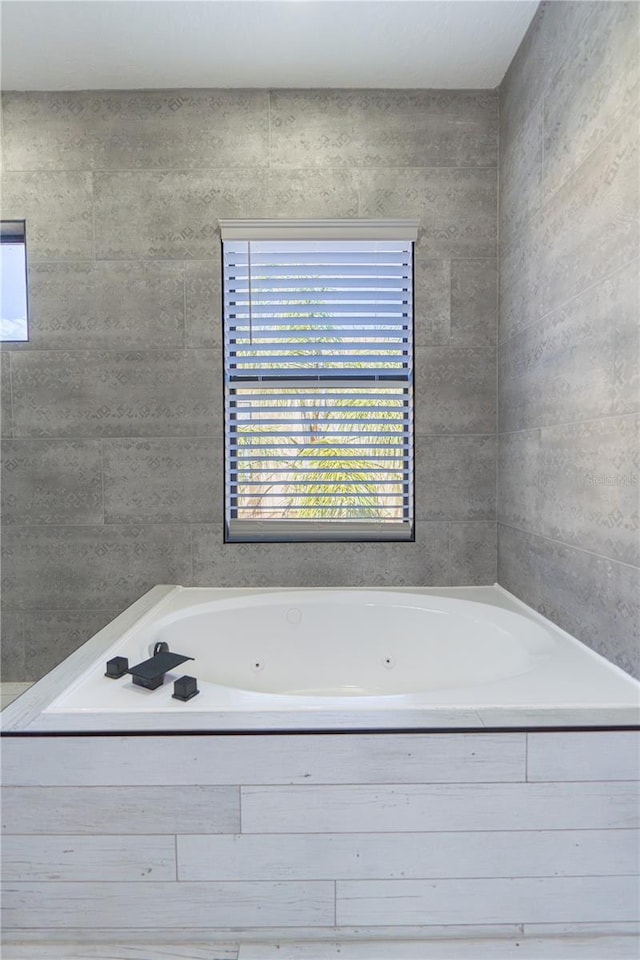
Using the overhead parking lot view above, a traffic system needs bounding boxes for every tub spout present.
[127,648,194,691]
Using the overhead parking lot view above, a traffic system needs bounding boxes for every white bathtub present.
[4,585,640,732]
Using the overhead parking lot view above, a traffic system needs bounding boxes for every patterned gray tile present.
[413,259,450,345]
[613,256,640,416]
[450,259,497,345]
[0,172,93,260]
[538,102,639,320]
[538,416,639,567]
[414,346,496,435]
[543,1,640,200]
[94,170,262,260]
[26,261,185,350]
[1,92,100,171]
[358,167,497,258]
[499,102,543,257]
[270,90,498,167]
[449,521,497,586]
[2,90,270,171]
[1,438,103,524]
[0,610,25,682]
[11,350,222,438]
[498,205,544,343]
[500,0,595,152]
[1,352,13,436]
[22,609,120,681]
[1,525,191,610]
[415,435,496,521]
[497,429,541,533]
[103,437,222,524]
[499,261,637,432]
[261,169,358,219]
[99,90,270,170]
[498,523,640,679]
[192,521,449,588]
[185,256,222,348]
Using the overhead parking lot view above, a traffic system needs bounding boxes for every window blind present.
[221,221,417,543]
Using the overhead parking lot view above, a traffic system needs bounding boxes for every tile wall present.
[0,89,498,681]
[498,1,640,676]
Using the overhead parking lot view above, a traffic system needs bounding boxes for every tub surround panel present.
[21,610,120,682]
[1,785,240,835]
[176,829,639,883]
[2,731,638,943]
[240,781,638,834]
[1,87,498,682]
[498,0,640,677]
[1,835,177,883]
[1,733,527,786]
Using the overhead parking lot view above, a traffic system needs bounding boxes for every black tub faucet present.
[126,642,194,690]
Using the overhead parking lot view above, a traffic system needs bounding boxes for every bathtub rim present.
[2,584,639,734]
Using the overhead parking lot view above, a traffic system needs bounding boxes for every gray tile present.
[499,260,638,432]
[413,259,450,345]
[26,261,185,350]
[500,1,595,152]
[1,92,100,171]
[1,352,12,436]
[103,437,222,524]
[1,439,103,524]
[185,256,222,348]
[497,524,640,679]
[497,429,541,533]
[192,521,449,588]
[0,610,25,682]
[543,2,640,200]
[538,102,639,320]
[2,90,270,171]
[99,90,270,170]
[358,167,496,258]
[499,102,543,256]
[498,210,544,343]
[0,172,93,260]
[261,168,358,219]
[94,169,358,259]
[94,170,263,260]
[613,257,640,416]
[450,260,497,345]
[22,609,119,682]
[449,521,497,585]
[1,525,192,610]
[11,349,222,438]
[270,90,498,167]
[538,416,639,567]
[414,346,496,435]
[415,435,496,521]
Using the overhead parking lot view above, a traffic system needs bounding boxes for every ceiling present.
[0,1,538,91]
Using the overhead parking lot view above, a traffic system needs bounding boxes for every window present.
[1,220,29,342]
[221,219,418,543]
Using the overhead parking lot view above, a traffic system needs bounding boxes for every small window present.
[221,219,418,543]
[1,220,29,342]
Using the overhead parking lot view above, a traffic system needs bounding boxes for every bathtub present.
[4,585,639,732]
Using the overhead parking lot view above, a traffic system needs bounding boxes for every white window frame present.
[220,218,419,543]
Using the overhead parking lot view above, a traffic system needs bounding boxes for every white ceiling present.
[0,0,538,91]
